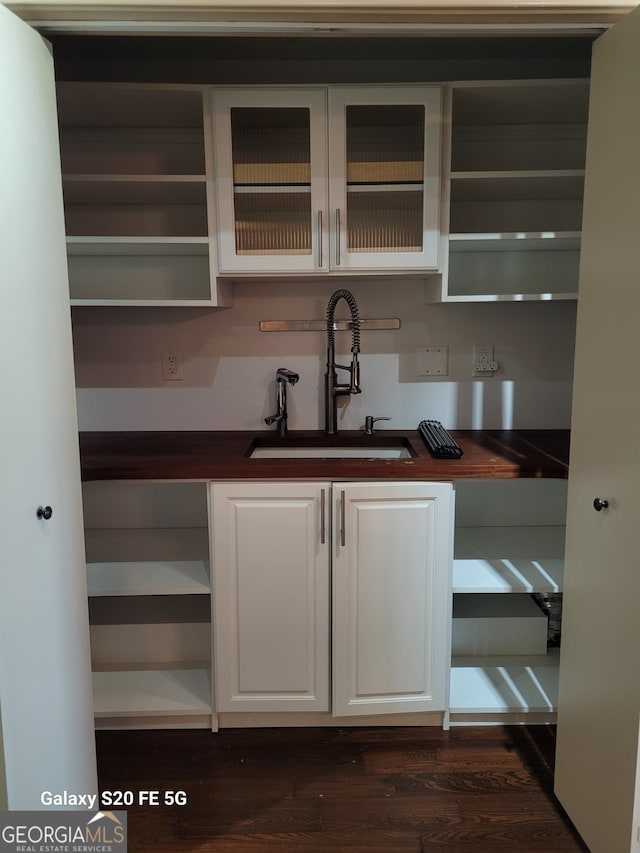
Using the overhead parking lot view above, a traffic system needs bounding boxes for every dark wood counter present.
[79,429,569,482]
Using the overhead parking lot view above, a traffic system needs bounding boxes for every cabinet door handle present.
[317,210,323,268]
[340,489,346,546]
[335,208,341,266]
[320,488,326,544]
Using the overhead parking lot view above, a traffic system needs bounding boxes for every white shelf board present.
[92,668,211,717]
[449,650,559,714]
[70,299,217,307]
[66,236,209,256]
[443,292,577,303]
[453,526,564,593]
[84,527,209,562]
[450,170,584,201]
[234,184,311,194]
[449,232,580,252]
[87,559,210,596]
[63,175,206,204]
[64,173,206,183]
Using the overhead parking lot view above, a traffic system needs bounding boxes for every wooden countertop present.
[78,429,570,482]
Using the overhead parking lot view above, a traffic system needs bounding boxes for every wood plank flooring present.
[95,726,588,852]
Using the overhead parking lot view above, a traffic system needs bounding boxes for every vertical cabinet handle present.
[340,489,346,546]
[320,488,326,544]
[317,210,323,268]
[335,208,341,266]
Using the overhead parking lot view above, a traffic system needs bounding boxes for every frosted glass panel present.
[230,107,312,255]
[345,104,425,253]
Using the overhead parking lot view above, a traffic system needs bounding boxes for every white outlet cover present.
[419,346,449,376]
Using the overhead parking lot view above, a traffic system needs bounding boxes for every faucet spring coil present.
[326,289,361,353]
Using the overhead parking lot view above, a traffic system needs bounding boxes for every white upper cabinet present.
[429,78,589,302]
[57,82,231,307]
[212,85,442,274]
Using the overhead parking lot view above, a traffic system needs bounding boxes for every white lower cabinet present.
[211,480,454,718]
[211,482,330,712]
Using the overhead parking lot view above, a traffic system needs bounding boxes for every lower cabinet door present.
[332,481,454,717]
[211,482,330,711]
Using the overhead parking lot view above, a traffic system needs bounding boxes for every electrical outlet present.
[473,345,499,377]
[161,349,183,381]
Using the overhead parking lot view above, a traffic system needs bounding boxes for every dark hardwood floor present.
[95,726,588,852]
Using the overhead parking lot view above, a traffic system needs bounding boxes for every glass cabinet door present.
[213,89,328,273]
[329,87,442,270]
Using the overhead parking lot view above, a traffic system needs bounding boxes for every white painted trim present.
[8,1,633,34]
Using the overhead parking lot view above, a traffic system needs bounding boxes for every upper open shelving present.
[429,78,590,303]
[57,82,230,308]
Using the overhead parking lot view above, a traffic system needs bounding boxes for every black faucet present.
[325,289,361,434]
[265,367,299,436]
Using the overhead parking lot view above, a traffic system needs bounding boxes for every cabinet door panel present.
[213,89,328,273]
[211,482,330,711]
[329,87,442,270]
[333,482,453,716]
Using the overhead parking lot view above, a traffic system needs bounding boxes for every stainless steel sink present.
[249,445,413,459]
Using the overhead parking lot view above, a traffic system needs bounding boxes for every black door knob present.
[37,505,53,520]
[593,498,609,512]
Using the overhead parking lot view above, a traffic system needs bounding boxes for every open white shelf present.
[450,479,566,721]
[85,526,209,561]
[449,231,580,251]
[82,481,214,728]
[67,236,210,254]
[434,78,589,303]
[450,650,559,714]
[450,170,584,200]
[92,668,211,718]
[66,236,216,305]
[57,82,231,307]
[63,174,207,204]
[87,559,210,597]
[453,525,565,593]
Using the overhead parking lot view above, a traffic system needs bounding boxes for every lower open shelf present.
[449,649,559,719]
[92,667,212,728]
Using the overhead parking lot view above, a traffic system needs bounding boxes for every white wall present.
[72,277,576,432]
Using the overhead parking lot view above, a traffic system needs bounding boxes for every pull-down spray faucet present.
[325,289,361,434]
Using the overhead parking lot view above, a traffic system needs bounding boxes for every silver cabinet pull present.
[320,488,326,544]
[340,489,346,546]
[317,210,323,268]
[335,208,341,266]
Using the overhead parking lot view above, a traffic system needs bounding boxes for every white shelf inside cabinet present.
[453,526,565,593]
[450,170,585,200]
[92,668,211,718]
[449,232,580,252]
[87,560,210,597]
[63,174,207,204]
[85,527,210,596]
[66,236,217,305]
[445,232,580,302]
[449,649,559,714]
